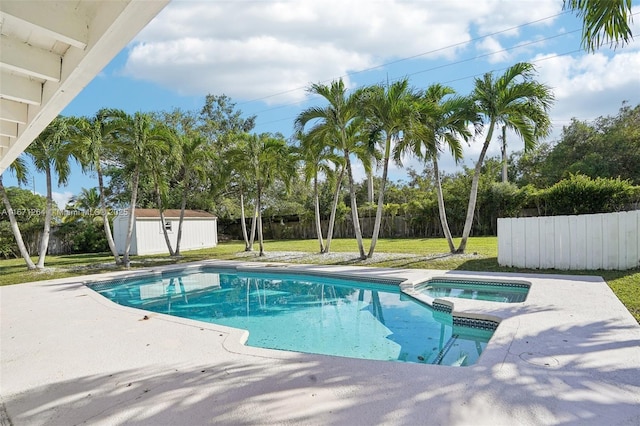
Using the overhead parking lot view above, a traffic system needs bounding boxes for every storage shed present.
[113,208,218,256]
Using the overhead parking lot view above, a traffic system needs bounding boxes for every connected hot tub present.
[416,278,530,303]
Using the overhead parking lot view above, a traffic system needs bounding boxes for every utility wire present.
[238,10,573,105]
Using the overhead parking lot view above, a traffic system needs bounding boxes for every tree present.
[73,109,124,264]
[565,0,635,52]
[145,125,177,256]
[27,116,81,269]
[457,63,553,253]
[360,78,419,258]
[226,133,258,251]
[0,156,37,269]
[540,104,640,186]
[173,132,213,256]
[296,130,341,253]
[246,133,296,256]
[112,111,168,268]
[199,94,256,143]
[295,79,370,259]
[400,84,477,253]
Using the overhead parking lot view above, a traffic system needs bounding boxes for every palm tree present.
[247,133,296,256]
[174,133,212,256]
[457,62,553,253]
[70,187,101,214]
[296,130,341,253]
[360,78,419,258]
[72,109,124,264]
[0,156,36,269]
[146,126,176,256]
[295,79,369,259]
[113,111,168,268]
[565,0,634,52]
[226,133,258,251]
[27,116,81,269]
[400,84,478,253]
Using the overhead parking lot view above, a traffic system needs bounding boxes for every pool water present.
[419,279,529,303]
[90,269,493,366]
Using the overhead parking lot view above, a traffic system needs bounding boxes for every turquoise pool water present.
[90,269,494,366]
[419,279,529,303]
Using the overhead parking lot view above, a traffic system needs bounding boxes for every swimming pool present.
[89,268,494,366]
[418,279,529,303]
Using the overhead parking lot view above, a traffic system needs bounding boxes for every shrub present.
[538,174,639,215]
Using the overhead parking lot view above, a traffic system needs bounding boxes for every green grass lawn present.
[1,237,638,322]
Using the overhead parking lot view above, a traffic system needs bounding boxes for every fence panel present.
[498,210,640,270]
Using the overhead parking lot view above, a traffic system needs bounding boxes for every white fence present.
[498,210,640,270]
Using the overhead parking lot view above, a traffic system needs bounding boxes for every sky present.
[5,0,640,209]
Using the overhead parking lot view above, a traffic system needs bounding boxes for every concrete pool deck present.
[1,260,639,425]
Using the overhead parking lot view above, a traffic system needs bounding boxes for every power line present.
[238,10,573,106]
[254,47,586,128]
[251,28,581,117]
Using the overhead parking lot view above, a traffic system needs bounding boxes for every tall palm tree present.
[296,130,341,253]
[72,109,124,264]
[146,126,176,256]
[226,133,258,251]
[295,79,369,259]
[0,156,36,269]
[248,133,296,256]
[174,133,212,256]
[457,62,553,253]
[400,84,478,253]
[113,111,168,268]
[565,0,634,52]
[27,116,81,269]
[360,78,419,258]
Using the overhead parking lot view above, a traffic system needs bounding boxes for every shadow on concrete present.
[4,314,640,425]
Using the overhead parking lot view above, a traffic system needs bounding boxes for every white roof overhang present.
[0,0,170,174]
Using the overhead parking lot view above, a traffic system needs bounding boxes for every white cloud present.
[124,0,562,104]
[476,36,510,63]
[471,0,560,35]
[534,48,640,129]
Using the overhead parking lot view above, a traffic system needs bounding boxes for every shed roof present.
[134,209,217,219]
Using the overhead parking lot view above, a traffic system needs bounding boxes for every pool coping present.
[2,260,639,425]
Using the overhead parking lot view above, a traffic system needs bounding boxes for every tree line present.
[2,69,638,269]
[1,0,636,270]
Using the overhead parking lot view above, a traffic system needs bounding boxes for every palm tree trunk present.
[123,167,140,268]
[367,167,374,203]
[457,120,496,253]
[0,176,36,270]
[36,166,53,269]
[154,176,175,256]
[433,157,455,253]
[97,165,120,264]
[248,201,257,251]
[174,180,189,257]
[367,136,392,258]
[313,174,325,253]
[501,125,508,183]
[239,189,250,250]
[344,150,366,259]
[257,185,265,257]
[324,166,344,254]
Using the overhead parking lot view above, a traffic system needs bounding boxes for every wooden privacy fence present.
[498,210,640,270]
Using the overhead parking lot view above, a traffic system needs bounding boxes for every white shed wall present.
[134,218,218,255]
[498,210,640,270]
[113,215,217,256]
